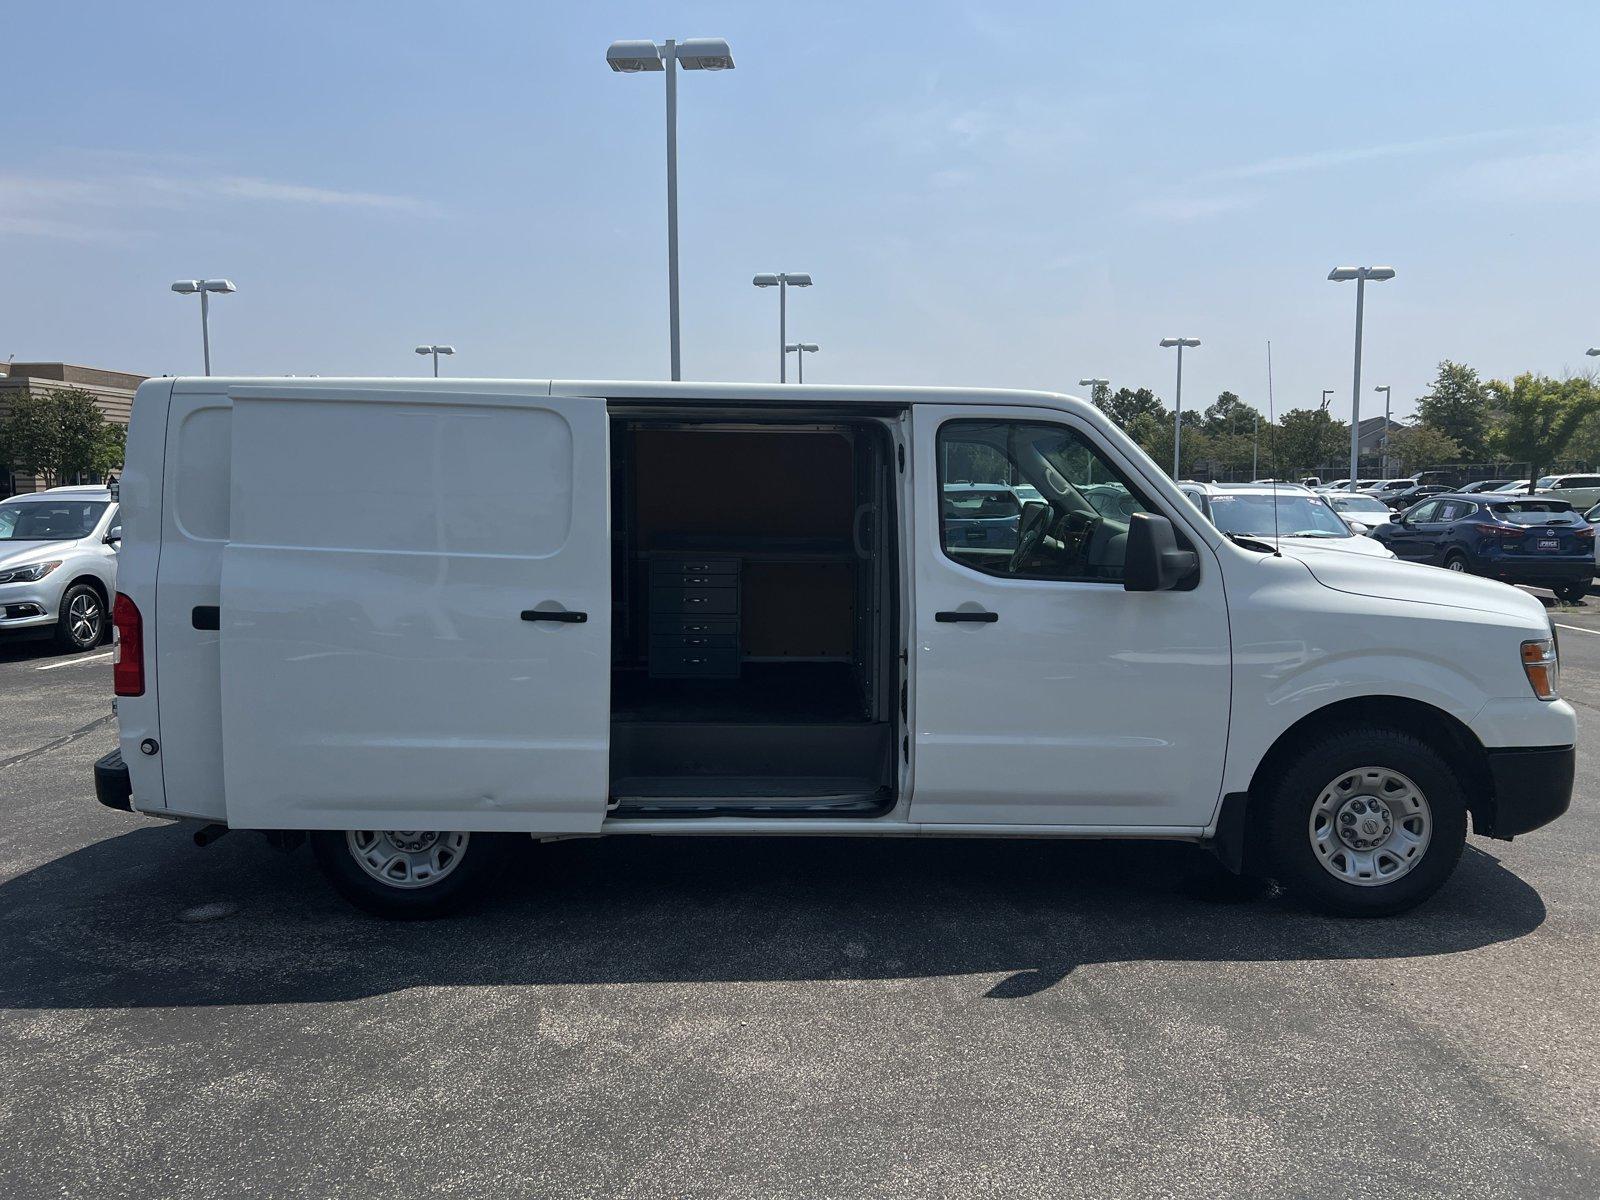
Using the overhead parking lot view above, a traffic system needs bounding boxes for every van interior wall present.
[609,419,896,811]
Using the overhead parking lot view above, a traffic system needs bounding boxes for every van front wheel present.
[311,829,514,918]
[1263,727,1467,917]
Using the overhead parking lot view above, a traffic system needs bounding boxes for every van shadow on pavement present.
[0,825,1544,1010]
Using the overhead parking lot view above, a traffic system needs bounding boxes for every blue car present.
[1371,492,1595,601]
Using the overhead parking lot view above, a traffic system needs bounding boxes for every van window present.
[937,420,1150,582]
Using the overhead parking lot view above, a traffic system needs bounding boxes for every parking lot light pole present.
[414,345,455,377]
[606,36,736,382]
[1078,377,1110,404]
[1329,266,1396,486]
[785,342,819,383]
[1374,385,1392,478]
[753,272,812,381]
[1158,338,1200,478]
[169,279,236,375]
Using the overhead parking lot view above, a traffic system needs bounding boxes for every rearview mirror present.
[1124,513,1197,592]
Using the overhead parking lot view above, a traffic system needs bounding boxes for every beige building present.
[0,362,147,497]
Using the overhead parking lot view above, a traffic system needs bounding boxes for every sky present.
[3,1,1598,423]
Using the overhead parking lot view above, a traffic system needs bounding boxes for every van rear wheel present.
[1263,727,1467,917]
[311,829,515,918]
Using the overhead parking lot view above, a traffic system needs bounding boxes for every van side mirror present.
[1124,513,1197,592]
[104,527,122,545]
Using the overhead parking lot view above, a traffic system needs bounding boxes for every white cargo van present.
[94,378,1576,918]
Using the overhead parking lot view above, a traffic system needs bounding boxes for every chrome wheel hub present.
[69,593,101,644]
[346,830,468,889]
[1309,767,1432,887]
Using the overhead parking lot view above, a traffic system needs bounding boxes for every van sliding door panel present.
[219,391,611,832]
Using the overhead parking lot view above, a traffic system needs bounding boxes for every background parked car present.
[1538,473,1600,510]
[1179,483,1396,559]
[1456,479,1516,494]
[941,483,1022,550]
[1325,491,1395,532]
[1379,483,1452,511]
[1364,478,1419,501]
[1370,493,1593,600]
[0,485,119,651]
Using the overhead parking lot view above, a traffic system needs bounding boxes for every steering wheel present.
[1009,504,1053,573]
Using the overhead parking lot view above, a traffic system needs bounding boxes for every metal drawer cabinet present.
[648,557,741,678]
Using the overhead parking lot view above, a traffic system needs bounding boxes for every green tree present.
[1096,386,1165,429]
[1383,425,1462,475]
[1202,390,1256,436]
[1415,360,1490,460]
[1486,373,1600,490]
[1271,407,1349,478]
[0,388,125,488]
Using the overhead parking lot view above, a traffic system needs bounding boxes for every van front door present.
[220,386,610,833]
[909,405,1230,830]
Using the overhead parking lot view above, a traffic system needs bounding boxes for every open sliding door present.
[220,385,611,833]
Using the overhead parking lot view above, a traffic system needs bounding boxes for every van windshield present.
[0,500,109,541]
[1206,493,1350,538]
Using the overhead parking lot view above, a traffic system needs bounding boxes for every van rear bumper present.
[1478,745,1574,839]
[94,748,133,812]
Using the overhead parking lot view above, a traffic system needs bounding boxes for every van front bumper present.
[94,748,133,812]
[1478,745,1574,838]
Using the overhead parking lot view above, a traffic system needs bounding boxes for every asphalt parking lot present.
[2,595,1599,1199]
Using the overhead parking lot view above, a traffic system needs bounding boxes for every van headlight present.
[0,560,62,584]
[1521,637,1559,701]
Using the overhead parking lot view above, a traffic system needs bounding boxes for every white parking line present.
[1555,623,1600,637]
[35,652,113,671]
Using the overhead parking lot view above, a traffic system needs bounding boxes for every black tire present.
[54,583,107,652]
[1262,726,1467,917]
[1554,582,1588,603]
[1441,551,1470,574]
[311,829,516,918]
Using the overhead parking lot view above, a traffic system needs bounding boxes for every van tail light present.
[112,592,145,697]
[1521,638,1559,701]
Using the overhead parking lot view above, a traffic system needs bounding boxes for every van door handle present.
[192,605,220,630]
[521,610,587,623]
[935,610,998,623]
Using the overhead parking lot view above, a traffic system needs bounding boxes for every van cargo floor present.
[609,775,892,818]
[611,663,865,724]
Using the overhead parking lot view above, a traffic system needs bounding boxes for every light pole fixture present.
[753,272,812,381]
[1587,348,1600,358]
[170,279,236,376]
[414,345,455,377]
[785,342,819,384]
[1320,388,1334,408]
[1374,384,1392,478]
[1158,337,1201,478]
[1078,377,1110,402]
[607,36,735,383]
[1328,265,1396,486]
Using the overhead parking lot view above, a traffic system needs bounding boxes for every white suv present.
[0,486,120,652]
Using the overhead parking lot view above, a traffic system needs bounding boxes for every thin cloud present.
[1204,125,1576,183]
[0,158,435,242]
[212,176,433,213]
[1447,139,1600,204]
[1137,192,1257,223]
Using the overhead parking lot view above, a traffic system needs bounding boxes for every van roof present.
[166,376,1092,412]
